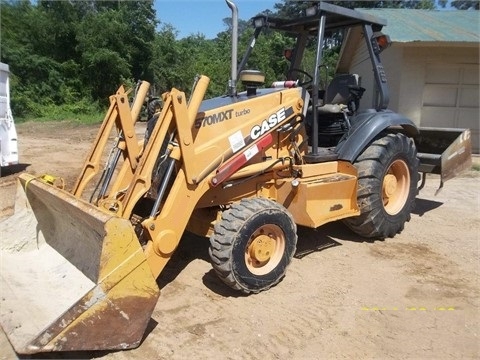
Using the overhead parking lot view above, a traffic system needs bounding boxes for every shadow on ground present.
[20,197,446,359]
[412,197,443,216]
[0,163,29,177]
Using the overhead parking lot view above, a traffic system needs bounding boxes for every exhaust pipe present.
[226,0,238,96]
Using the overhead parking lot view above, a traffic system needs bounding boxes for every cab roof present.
[254,1,387,35]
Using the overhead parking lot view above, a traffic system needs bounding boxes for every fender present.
[335,109,419,162]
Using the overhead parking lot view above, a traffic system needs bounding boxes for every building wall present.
[349,42,479,153]
[350,44,404,113]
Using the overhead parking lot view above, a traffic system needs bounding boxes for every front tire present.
[209,198,297,294]
[343,133,418,239]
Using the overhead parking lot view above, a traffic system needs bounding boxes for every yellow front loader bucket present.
[0,173,160,354]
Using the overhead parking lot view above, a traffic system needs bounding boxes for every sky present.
[154,0,278,39]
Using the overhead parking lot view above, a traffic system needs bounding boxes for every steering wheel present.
[289,68,313,87]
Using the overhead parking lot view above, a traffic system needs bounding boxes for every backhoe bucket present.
[415,127,472,191]
[0,173,160,354]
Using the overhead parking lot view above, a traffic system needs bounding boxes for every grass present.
[17,112,105,125]
[15,108,105,125]
[13,98,106,125]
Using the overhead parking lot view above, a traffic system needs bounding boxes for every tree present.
[115,1,157,82]
[178,34,230,97]
[1,0,158,115]
[450,0,480,9]
[0,1,83,116]
[150,24,183,94]
[75,1,157,102]
[75,10,132,101]
[272,1,313,17]
[272,0,437,13]
[36,0,83,63]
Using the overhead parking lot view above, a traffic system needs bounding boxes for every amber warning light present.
[372,32,392,54]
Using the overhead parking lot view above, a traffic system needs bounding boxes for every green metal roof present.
[357,9,479,43]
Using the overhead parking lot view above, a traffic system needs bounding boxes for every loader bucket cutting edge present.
[0,173,160,354]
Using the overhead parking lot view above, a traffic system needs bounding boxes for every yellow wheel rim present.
[382,159,410,215]
[245,224,285,275]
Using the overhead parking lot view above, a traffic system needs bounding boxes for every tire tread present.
[209,198,297,294]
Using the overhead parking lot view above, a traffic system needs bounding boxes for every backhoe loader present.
[0,0,472,354]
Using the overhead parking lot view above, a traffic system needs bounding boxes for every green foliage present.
[272,1,313,17]
[273,0,438,11]
[326,1,436,9]
[1,0,157,119]
[22,100,103,123]
[450,0,480,9]
[244,30,290,78]
[2,0,473,123]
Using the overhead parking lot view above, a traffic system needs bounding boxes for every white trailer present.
[0,62,19,176]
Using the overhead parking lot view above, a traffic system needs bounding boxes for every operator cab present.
[232,1,391,162]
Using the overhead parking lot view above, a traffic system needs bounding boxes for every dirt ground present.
[0,121,479,360]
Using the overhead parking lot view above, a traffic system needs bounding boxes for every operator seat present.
[318,73,365,114]
[304,73,366,153]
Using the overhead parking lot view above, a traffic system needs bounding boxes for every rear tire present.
[209,198,297,294]
[343,133,418,239]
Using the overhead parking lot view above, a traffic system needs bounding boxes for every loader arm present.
[114,76,210,219]
[0,78,211,353]
[72,81,150,199]
[119,76,308,279]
